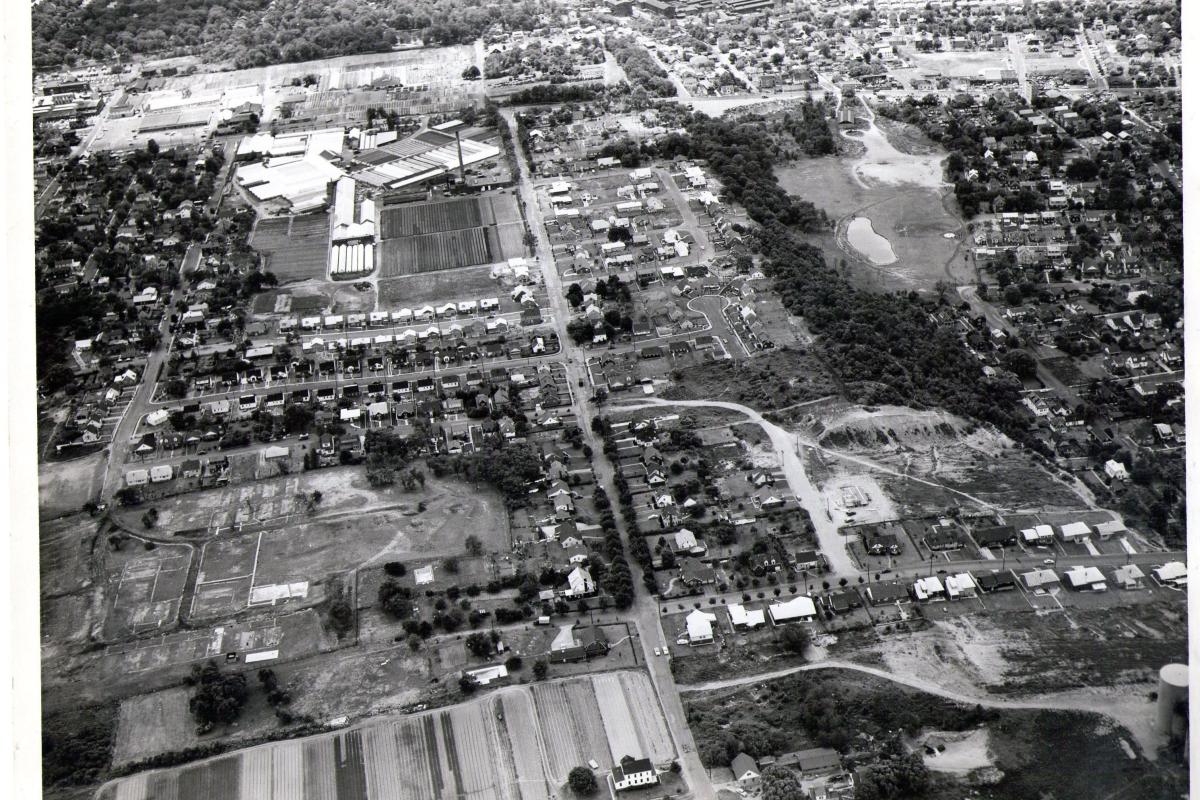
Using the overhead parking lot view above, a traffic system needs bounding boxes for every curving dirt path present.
[680,659,1160,761]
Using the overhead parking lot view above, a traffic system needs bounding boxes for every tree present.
[462,65,481,80]
[568,766,598,795]
[532,659,549,680]
[505,655,523,671]
[779,624,809,655]
[465,632,494,659]
[458,674,478,695]
[187,661,248,728]
[384,561,407,577]
[378,580,413,619]
[761,766,806,800]
[464,535,484,557]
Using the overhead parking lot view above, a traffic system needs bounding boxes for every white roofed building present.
[767,596,816,624]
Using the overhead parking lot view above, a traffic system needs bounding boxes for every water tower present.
[1156,663,1189,739]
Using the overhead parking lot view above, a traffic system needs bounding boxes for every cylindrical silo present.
[1157,663,1189,737]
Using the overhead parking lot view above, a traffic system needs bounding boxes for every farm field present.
[378,193,526,276]
[97,672,674,800]
[380,228,492,275]
[250,213,331,283]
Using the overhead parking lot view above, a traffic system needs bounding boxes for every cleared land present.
[250,214,331,283]
[39,452,105,519]
[377,265,504,308]
[98,673,674,800]
[776,158,965,291]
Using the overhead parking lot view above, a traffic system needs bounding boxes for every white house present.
[944,573,977,598]
[912,576,945,601]
[1151,562,1188,588]
[728,603,766,629]
[1104,460,1129,481]
[1063,565,1107,591]
[1021,524,1055,546]
[146,409,170,427]
[566,566,595,597]
[686,609,717,644]
[1093,520,1127,540]
[767,595,816,624]
[125,468,149,487]
[611,757,658,792]
[1112,564,1145,589]
[1022,568,1060,590]
[1058,521,1092,542]
[149,464,174,483]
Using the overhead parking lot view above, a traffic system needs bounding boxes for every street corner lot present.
[821,474,897,528]
[105,543,193,636]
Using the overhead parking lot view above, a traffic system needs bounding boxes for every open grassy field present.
[904,50,1011,78]
[39,452,105,519]
[377,265,503,308]
[97,672,674,800]
[776,158,967,291]
[250,214,331,283]
[112,688,200,767]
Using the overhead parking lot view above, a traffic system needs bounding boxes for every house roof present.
[730,753,759,780]
[728,603,766,628]
[768,595,816,622]
[686,609,717,640]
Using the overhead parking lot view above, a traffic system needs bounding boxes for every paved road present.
[502,106,715,800]
[679,659,1161,758]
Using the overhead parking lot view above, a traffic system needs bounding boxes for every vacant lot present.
[112,688,200,767]
[377,265,503,308]
[250,213,331,283]
[108,545,192,635]
[39,452,104,519]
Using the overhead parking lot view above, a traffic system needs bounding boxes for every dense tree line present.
[651,107,830,232]
[427,444,544,505]
[32,0,566,70]
[689,671,996,767]
[604,36,676,98]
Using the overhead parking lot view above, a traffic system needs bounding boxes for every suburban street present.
[503,106,716,800]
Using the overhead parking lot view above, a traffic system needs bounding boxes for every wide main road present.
[501,107,716,800]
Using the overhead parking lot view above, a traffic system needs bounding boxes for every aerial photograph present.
[25,0,1189,799]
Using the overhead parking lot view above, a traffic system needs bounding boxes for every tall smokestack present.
[454,129,466,185]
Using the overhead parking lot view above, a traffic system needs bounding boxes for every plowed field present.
[97,672,673,800]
